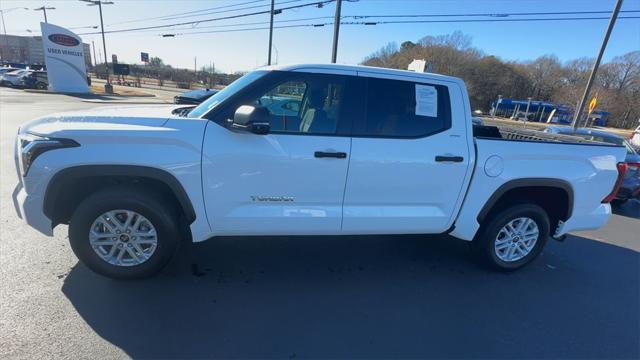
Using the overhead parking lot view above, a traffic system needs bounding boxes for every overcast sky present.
[2,0,639,73]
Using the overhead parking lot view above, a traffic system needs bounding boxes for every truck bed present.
[473,124,619,147]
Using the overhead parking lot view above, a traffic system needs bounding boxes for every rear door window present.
[353,77,451,138]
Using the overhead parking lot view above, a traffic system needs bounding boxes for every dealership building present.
[0,34,92,68]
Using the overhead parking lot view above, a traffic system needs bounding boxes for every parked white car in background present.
[1,69,30,87]
[13,64,628,279]
[0,67,20,76]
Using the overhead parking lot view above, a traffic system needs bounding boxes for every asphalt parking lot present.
[1,87,638,359]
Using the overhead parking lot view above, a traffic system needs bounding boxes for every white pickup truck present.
[13,64,628,279]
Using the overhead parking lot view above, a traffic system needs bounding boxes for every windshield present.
[188,70,268,118]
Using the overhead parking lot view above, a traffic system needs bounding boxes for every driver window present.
[256,81,306,131]
[250,75,345,135]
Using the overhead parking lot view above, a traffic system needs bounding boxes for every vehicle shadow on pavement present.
[62,234,639,359]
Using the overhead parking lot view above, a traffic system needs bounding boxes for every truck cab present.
[192,65,473,237]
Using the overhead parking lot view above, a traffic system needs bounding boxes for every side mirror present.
[232,105,270,135]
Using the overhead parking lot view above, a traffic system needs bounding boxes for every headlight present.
[17,133,79,176]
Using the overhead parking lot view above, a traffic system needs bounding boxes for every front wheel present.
[69,187,181,279]
[473,204,550,271]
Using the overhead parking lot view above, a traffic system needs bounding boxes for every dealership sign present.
[40,22,89,93]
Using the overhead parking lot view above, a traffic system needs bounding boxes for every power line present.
[18,8,640,36]
[350,10,640,18]
[156,15,640,37]
[149,0,306,23]
[100,16,335,34]
[360,15,640,25]
[149,10,640,33]
[71,0,303,31]
[107,0,269,26]
[76,1,335,35]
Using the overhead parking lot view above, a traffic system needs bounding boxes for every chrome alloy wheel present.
[89,210,158,267]
[494,217,539,262]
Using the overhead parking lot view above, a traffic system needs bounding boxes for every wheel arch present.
[477,178,574,232]
[44,165,196,227]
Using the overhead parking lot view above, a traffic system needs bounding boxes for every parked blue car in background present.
[174,88,219,105]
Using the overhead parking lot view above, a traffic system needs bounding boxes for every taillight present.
[602,162,628,203]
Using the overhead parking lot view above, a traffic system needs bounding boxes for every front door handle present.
[435,155,464,162]
[315,151,347,159]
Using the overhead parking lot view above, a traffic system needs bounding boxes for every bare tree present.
[361,31,638,129]
[525,55,563,100]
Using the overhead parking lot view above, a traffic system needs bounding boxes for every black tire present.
[472,203,550,271]
[35,82,47,90]
[69,186,181,279]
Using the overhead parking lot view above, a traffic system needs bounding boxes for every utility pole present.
[34,6,55,23]
[0,10,9,62]
[97,1,110,91]
[91,41,97,68]
[0,8,20,61]
[209,60,214,88]
[331,0,342,63]
[81,0,114,93]
[571,0,624,131]
[267,0,275,65]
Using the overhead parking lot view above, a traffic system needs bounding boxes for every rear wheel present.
[35,82,47,90]
[69,187,181,279]
[473,204,550,271]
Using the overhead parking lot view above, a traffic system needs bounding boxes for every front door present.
[201,71,356,235]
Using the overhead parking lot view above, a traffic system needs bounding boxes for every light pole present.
[272,44,279,65]
[0,7,28,62]
[493,94,502,118]
[81,0,114,93]
[523,97,532,128]
[34,6,56,23]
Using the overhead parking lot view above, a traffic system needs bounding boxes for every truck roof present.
[263,63,465,85]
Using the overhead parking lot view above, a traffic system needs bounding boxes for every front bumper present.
[12,182,53,236]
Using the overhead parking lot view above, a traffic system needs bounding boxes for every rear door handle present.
[435,155,464,162]
[315,151,347,159]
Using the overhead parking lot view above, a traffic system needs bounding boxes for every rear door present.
[342,73,473,234]
[201,70,359,236]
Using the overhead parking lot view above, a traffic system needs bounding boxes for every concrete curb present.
[23,89,157,98]
[80,99,172,104]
